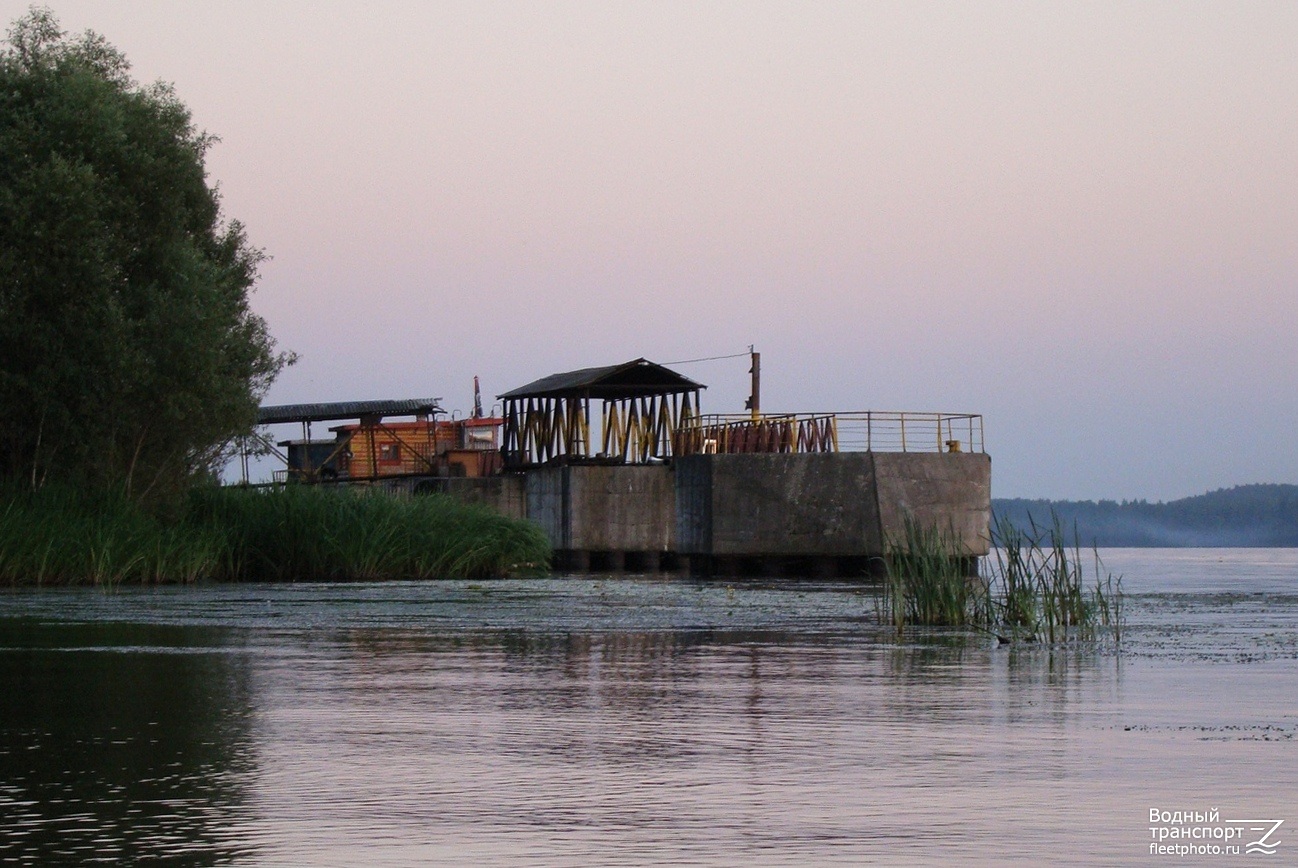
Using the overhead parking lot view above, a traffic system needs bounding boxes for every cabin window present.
[378,443,401,463]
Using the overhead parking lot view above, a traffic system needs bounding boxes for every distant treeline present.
[993,484,1298,547]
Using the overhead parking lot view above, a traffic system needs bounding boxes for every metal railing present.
[834,411,983,453]
[675,411,983,455]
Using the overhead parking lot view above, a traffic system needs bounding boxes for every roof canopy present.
[257,399,442,425]
[498,359,704,401]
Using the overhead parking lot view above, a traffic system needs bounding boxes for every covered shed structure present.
[498,359,704,469]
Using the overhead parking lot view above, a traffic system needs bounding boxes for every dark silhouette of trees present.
[0,9,291,501]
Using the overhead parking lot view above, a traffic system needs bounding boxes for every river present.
[2,549,1295,865]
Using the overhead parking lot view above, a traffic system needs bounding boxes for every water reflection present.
[240,626,1136,865]
[2,565,1295,866]
[0,622,255,866]
[317,628,1119,782]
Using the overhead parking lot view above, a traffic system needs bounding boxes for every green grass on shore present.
[0,483,550,585]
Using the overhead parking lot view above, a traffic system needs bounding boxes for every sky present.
[8,1,1297,501]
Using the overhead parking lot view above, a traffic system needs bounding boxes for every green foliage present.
[0,482,223,585]
[879,515,1123,645]
[0,9,291,502]
[986,514,1123,644]
[881,520,981,630]
[186,486,551,582]
[0,483,551,585]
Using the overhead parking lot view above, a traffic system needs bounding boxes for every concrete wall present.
[675,452,990,557]
[423,475,527,521]
[525,465,675,552]
[675,454,882,556]
[673,456,712,554]
[523,467,567,547]
[452,451,991,561]
[874,452,991,555]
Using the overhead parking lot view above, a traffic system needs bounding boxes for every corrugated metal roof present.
[498,359,705,400]
[257,399,443,425]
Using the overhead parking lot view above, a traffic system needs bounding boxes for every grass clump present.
[880,520,981,631]
[0,483,224,586]
[186,485,549,582]
[879,514,1123,645]
[0,483,550,585]
[987,513,1123,644]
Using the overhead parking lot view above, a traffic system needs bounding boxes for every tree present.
[0,9,292,501]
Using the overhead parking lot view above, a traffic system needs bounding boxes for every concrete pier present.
[253,361,990,578]
[432,452,991,577]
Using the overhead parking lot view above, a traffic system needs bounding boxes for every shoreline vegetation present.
[881,516,1123,644]
[0,15,549,590]
[0,484,550,585]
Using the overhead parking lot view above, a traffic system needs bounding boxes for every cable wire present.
[661,350,752,366]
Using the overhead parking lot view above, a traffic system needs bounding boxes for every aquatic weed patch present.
[880,514,1124,644]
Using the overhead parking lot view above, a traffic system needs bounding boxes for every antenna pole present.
[747,346,761,420]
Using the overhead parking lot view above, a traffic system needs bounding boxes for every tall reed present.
[879,513,1123,644]
[880,519,984,631]
[187,485,551,582]
[0,482,550,585]
[987,513,1122,643]
[0,483,225,586]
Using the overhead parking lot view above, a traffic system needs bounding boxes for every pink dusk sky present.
[9,1,1297,501]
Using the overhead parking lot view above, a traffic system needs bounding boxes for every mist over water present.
[2,549,1296,866]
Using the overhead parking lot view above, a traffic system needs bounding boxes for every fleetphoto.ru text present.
[1149,809,1283,858]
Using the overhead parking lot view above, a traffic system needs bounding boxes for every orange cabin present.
[331,417,503,479]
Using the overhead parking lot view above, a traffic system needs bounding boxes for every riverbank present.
[0,484,550,585]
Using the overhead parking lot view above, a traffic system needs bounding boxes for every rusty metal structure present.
[675,413,837,455]
[245,399,439,484]
[242,398,503,484]
[328,416,502,481]
[498,359,704,468]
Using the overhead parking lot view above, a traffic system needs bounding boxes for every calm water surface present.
[2,549,1296,866]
